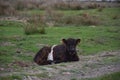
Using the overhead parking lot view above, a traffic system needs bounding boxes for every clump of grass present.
[112,15,119,20]
[82,13,100,25]
[97,7,104,12]
[24,23,45,35]
[24,23,39,35]
[39,26,46,34]
[24,15,46,35]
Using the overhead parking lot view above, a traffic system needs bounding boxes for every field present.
[0,7,120,80]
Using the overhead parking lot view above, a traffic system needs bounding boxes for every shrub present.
[0,1,17,15]
[14,0,26,10]
[87,3,100,9]
[70,2,83,10]
[53,2,70,10]
[53,1,83,10]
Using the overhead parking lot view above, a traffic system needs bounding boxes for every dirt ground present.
[0,50,120,80]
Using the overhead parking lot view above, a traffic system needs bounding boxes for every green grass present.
[20,9,44,15]
[0,20,120,66]
[81,72,120,80]
[22,8,119,16]
[0,8,120,70]
[0,7,120,80]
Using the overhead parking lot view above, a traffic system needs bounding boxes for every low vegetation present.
[24,15,46,35]
[0,1,120,79]
[0,20,120,65]
[20,8,120,27]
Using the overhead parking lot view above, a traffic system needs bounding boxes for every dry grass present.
[55,13,100,26]
[0,0,119,16]
[0,1,17,15]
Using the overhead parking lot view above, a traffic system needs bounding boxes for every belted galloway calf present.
[34,38,81,65]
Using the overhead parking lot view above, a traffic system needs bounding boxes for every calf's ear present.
[62,39,67,44]
[76,39,81,44]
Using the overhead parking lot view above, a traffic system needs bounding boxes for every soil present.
[0,50,120,80]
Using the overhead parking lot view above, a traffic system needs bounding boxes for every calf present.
[34,38,81,65]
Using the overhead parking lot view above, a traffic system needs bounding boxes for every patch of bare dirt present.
[0,50,120,80]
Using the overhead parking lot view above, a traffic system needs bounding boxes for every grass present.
[102,56,120,64]
[21,8,120,26]
[20,9,44,15]
[1,21,120,52]
[59,8,120,26]
[21,8,119,16]
[36,72,49,78]
[0,7,120,80]
[81,72,120,80]
[0,20,120,66]
[0,75,22,80]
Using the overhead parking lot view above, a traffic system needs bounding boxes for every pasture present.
[0,7,120,80]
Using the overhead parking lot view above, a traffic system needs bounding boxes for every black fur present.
[34,38,81,65]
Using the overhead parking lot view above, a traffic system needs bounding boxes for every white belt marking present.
[47,45,56,61]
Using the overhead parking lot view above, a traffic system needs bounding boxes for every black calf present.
[34,38,81,65]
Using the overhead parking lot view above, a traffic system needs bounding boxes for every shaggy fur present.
[34,38,81,65]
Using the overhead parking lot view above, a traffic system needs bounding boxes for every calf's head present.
[62,38,81,55]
